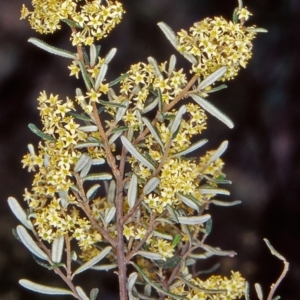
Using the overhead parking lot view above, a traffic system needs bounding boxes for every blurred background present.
[1,0,299,299]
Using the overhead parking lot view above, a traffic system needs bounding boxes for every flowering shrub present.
[8,0,288,299]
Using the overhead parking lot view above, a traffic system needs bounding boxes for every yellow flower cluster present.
[22,92,86,201]
[21,92,107,255]
[120,61,187,111]
[176,8,256,80]
[170,272,245,299]
[34,198,102,250]
[21,0,125,45]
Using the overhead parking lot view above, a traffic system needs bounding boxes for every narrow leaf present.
[142,96,159,114]
[61,18,83,29]
[143,177,160,195]
[109,73,129,87]
[157,22,178,49]
[28,124,56,142]
[90,264,117,271]
[94,63,108,91]
[131,262,186,299]
[255,283,264,300]
[19,279,75,296]
[79,61,92,90]
[51,236,64,263]
[78,125,98,132]
[116,100,129,122]
[72,246,112,278]
[84,173,113,181]
[176,193,200,212]
[128,174,138,209]
[210,200,241,207]
[76,286,90,300]
[142,117,164,149]
[89,44,97,67]
[263,239,286,261]
[8,197,33,230]
[121,136,156,171]
[148,57,162,78]
[16,225,48,260]
[245,27,268,33]
[209,140,228,163]
[245,282,250,300]
[178,214,211,225]
[74,153,90,173]
[80,155,92,178]
[104,48,117,64]
[171,139,208,158]
[198,67,227,90]
[90,288,99,300]
[153,230,173,241]
[168,55,177,76]
[170,105,186,135]
[172,234,181,247]
[108,131,123,145]
[128,272,138,300]
[28,38,76,59]
[104,207,116,225]
[74,142,100,149]
[190,94,234,129]
[199,187,230,195]
[99,100,126,108]
[202,244,237,257]
[86,184,101,201]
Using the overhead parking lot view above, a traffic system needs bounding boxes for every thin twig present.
[266,259,289,300]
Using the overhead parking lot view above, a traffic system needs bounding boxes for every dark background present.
[1,0,299,299]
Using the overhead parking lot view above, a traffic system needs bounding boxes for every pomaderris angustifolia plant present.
[7,0,289,299]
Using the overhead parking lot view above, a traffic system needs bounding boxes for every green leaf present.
[78,61,92,90]
[111,126,129,134]
[205,219,213,236]
[135,251,163,261]
[154,255,181,269]
[171,234,181,247]
[28,124,56,142]
[28,38,76,59]
[99,100,126,108]
[19,279,75,296]
[232,8,239,24]
[66,112,92,122]
[61,18,83,29]
[109,73,129,87]
[131,262,186,299]
[207,84,227,93]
